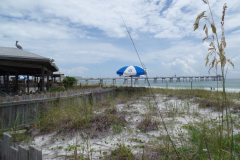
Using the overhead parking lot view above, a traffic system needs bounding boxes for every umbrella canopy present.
[117,65,146,77]
[18,76,27,80]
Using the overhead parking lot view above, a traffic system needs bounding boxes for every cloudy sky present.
[0,0,239,78]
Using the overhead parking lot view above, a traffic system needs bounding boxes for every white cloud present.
[1,0,239,40]
[0,0,240,78]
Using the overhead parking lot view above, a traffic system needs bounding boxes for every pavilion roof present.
[0,47,51,62]
[0,47,59,72]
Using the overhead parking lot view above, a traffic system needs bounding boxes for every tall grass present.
[194,0,235,158]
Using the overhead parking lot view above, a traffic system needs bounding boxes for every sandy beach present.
[16,88,240,159]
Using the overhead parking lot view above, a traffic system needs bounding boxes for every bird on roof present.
[16,41,23,50]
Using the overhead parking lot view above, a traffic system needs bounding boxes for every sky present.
[0,0,240,78]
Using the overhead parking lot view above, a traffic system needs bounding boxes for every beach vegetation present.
[5,86,240,159]
[194,0,235,158]
[63,76,78,89]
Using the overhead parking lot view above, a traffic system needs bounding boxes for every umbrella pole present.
[131,76,132,87]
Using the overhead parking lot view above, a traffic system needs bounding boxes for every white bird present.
[16,41,23,50]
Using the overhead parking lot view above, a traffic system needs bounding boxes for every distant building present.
[0,46,59,93]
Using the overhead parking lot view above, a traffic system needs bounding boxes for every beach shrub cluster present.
[63,76,78,89]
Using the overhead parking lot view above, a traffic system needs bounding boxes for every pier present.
[77,76,222,85]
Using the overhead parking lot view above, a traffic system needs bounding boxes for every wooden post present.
[34,76,36,91]
[27,74,29,93]
[41,66,45,91]
[47,70,49,91]
[6,71,9,93]
[15,73,18,93]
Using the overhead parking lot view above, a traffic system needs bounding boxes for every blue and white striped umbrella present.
[18,76,27,80]
[116,65,146,77]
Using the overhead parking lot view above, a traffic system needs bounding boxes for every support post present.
[6,71,9,93]
[15,73,18,93]
[41,66,45,91]
[51,72,53,81]
[154,78,157,83]
[47,70,49,91]
[27,74,29,93]
[34,76,36,91]
[131,76,132,87]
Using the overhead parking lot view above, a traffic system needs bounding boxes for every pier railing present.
[76,75,222,84]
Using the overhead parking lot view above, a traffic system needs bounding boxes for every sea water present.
[78,78,240,93]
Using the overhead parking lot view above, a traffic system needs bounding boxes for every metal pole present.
[191,80,192,90]
[131,76,132,87]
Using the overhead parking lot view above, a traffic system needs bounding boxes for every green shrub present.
[62,76,78,89]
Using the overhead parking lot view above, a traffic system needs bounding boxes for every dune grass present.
[2,87,240,159]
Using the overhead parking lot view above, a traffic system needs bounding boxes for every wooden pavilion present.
[0,47,59,94]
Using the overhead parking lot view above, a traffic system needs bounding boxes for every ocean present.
[78,78,240,93]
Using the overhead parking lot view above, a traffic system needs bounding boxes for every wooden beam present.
[0,60,43,69]
[0,66,18,72]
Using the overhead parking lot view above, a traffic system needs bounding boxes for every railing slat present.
[29,145,42,160]
[9,146,18,160]
[0,140,3,160]
[3,133,12,160]
[18,145,29,160]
